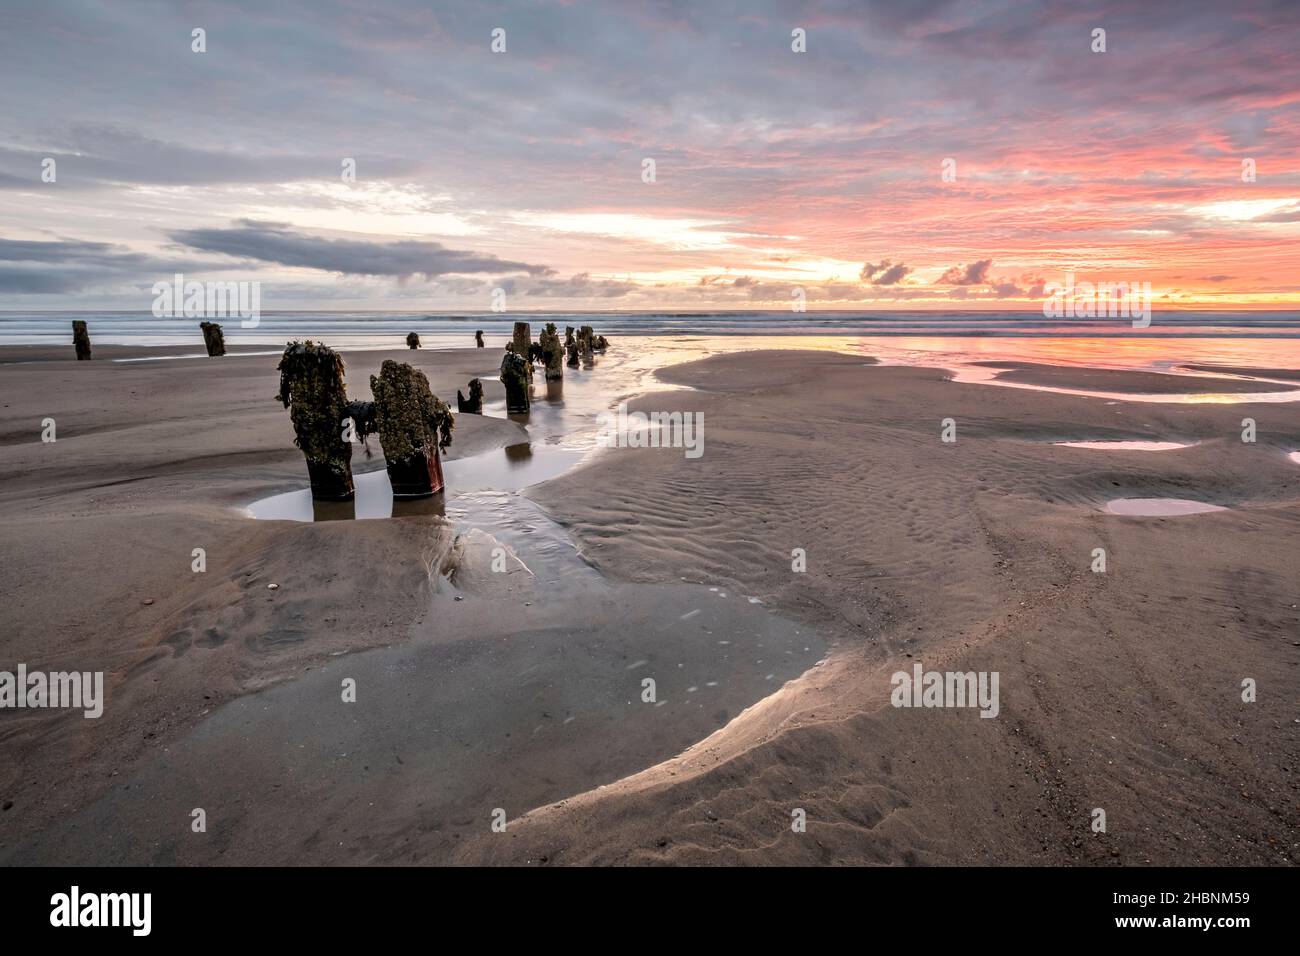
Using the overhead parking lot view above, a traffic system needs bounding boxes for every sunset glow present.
[2,1,1299,310]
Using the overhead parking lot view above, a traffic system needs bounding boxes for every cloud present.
[938,259,992,285]
[0,125,423,191]
[0,237,221,293]
[4,1,1300,308]
[523,272,635,298]
[860,258,912,285]
[169,220,554,279]
[1251,203,1300,223]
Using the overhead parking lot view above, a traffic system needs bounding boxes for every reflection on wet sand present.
[311,498,355,522]
[310,487,445,521]
[393,492,446,519]
[505,441,533,465]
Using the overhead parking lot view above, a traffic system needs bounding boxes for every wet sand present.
[0,342,822,864]
[970,360,1300,394]
[1181,364,1300,383]
[476,351,1300,865]
[1,345,1297,866]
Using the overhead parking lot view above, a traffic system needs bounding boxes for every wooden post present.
[72,320,92,361]
[200,321,226,357]
[539,322,565,380]
[512,321,533,382]
[370,359,453,498]
[500,347,531,413]
[275,341,354,501]
[457,378,484,413]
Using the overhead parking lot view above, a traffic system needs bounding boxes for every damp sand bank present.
[1,346,1297,865]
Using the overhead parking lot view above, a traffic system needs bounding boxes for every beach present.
[0,340,1295,865]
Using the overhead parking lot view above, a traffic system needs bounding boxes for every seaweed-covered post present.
[594,333,609,352]
[275,341,355,501]
[475,330,484,348]
[512,321,531,355]
[579,325,595,367]
[457,378,484,413]
[539,322,565,380]
[72,320,92,361]
[512,321,534,382]
[200,321,226,357]
[500,347,531,414]
[565,323,579,367]
[406,331,421,349]
[370,359,453,498]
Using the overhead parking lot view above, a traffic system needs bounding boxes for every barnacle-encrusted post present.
[275,341,354,501]
[457,378,484,414]
[512,321,534,382]
[565,325,578,367]
[539,322,565,381]
[369,359,453,498]
[200,321,226,357]
[475,330,485,348]
[406,331,421,349]
[500,346,531,414]
[72,320,92,361]
[578,325,595,367]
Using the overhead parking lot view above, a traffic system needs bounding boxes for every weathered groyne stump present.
[406,331,421,349]
[565,324,579,367]
[200,321,226,357]
[72,320,92,361]
[512,322,534,382]
[512,321,531,355]
[344,399,376,447]
[500,347,531,414]
[578,325,595,367]
[370,359,453,498]
[276,341,354,501]
[539,323,565,381]
[457,378,484,414]
[475,330,484,348]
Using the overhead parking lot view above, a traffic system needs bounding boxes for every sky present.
[1,0,1298,312]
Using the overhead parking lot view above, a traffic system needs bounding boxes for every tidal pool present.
[1105,498,1227,516]
[246,441,583,522]
[1055,440,1194,451]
